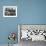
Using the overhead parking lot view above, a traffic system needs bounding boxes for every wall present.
[0,0,46,44]
[0,0,18,44]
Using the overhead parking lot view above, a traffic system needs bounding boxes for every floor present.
[19,39,46,46]
[0,40,46,46]
[0,44,18,46]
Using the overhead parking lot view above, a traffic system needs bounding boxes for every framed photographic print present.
[3,6,17,17]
